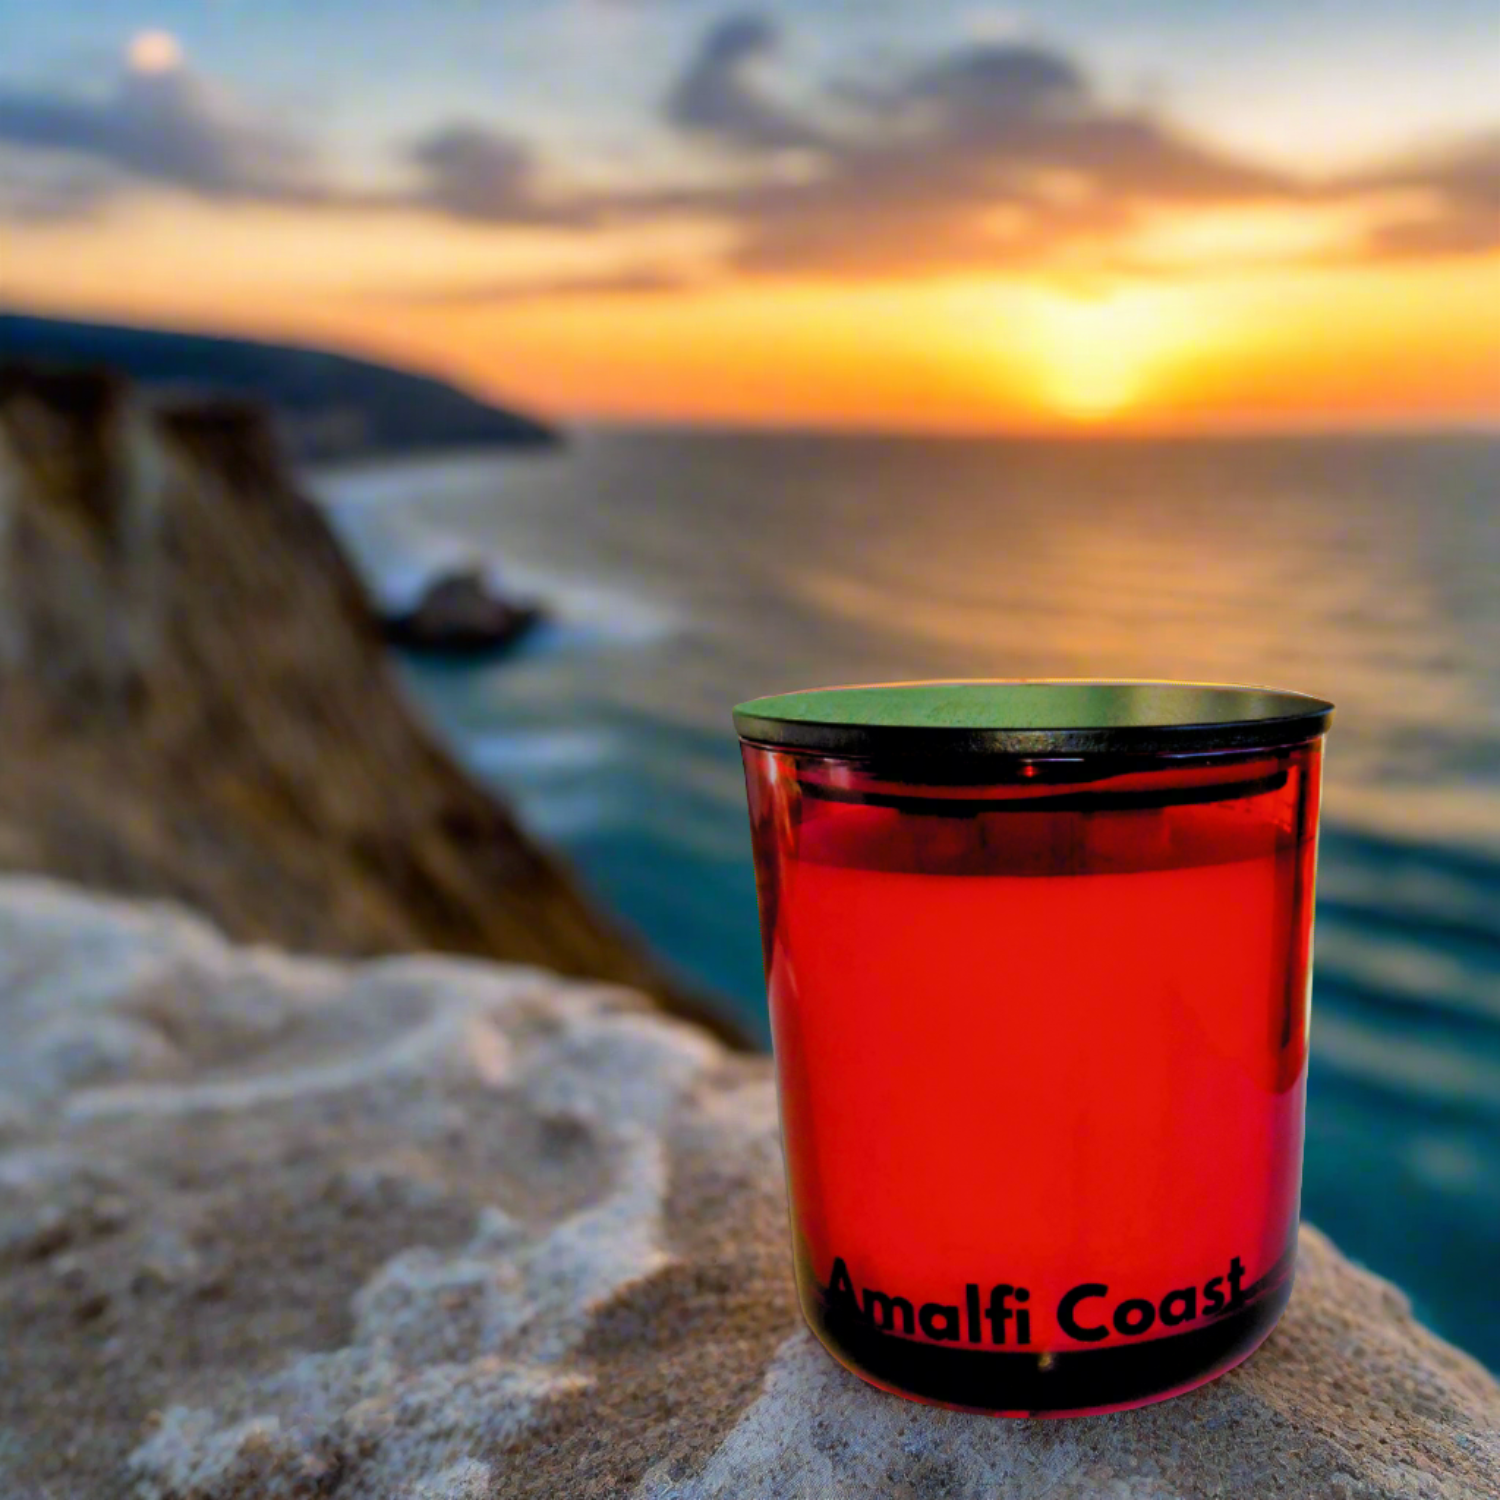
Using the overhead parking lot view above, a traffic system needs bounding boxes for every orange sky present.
[8,202,1497,433]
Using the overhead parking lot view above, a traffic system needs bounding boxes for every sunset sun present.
[1026,290,1196,424]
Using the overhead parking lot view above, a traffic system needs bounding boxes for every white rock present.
[0,879,1487,1500]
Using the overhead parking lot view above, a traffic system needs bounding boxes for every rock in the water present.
[0,366,739,1047]
[383,567,546,657]
[0,880,1492,1498]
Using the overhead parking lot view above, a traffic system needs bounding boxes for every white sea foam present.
[317,464,681,648]
[500,563,681,648]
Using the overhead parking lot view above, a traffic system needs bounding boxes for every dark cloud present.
[664,14,825,151]
[900,43,1088,135]
[405,124,603,226]
[0,62,594,230]
[651,33,1298,276]
[0,63,325,209]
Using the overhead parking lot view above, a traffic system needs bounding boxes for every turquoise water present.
[319,428,1500,1369]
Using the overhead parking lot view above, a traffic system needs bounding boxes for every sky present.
[0,0,1497,432]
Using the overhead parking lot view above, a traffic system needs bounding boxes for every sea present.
[316,428,1500,1371]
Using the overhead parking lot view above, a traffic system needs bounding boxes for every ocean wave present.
[1310,1010,1500,1114]
[315,474,682,648]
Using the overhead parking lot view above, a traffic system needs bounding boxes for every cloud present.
[404,124,604,226]
[900,42,1088,132]
[0,47,325,210]
[650,33,1300,277]
[381,17,1500,282]
[664,14,825,151]
[641,24,1499,277]
[383,266,702,305]
[0,147,114,222]
[1,17,1494,276]
[1344,134,1500,258]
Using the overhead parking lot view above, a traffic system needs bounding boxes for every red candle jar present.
[735,681,1333,1416]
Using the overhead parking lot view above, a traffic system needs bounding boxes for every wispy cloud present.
[402,125,605,227]
[0,43,328,209]
[1340,134,1500,258]
[0,148,114,221]
[390,266,702,305]
[664,13,826,152]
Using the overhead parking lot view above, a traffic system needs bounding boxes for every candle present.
[737,682,1331,1416]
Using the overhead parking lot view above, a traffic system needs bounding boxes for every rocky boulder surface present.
[0,878,1494,1499]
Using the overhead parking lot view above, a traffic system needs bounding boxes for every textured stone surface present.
[0,878,1494,1498]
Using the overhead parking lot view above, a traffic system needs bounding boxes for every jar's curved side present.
[740,735,1325,1415]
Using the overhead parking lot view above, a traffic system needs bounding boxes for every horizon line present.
[573,414,1500,444]
[9,301,1498,448]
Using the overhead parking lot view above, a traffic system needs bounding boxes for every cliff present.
[0,878,1493,1497]
[0,313,556,460]
[0,365,739,1046]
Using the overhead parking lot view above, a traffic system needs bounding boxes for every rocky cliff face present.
[0,879,1493,1498]
[0,366,737,1045]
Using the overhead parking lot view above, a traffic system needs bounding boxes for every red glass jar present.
[735,681,1333,1416]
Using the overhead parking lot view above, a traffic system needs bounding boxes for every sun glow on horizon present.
[3,196,1496,434]
[1020,290,1204,423]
